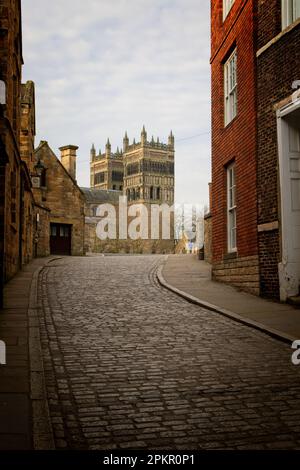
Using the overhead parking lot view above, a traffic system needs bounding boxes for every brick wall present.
[257,1,300,298]
[211,0,259,293]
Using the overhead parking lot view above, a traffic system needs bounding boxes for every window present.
[282,0,300,29]
[60,226,69,237]
[94,172,105,185]
[40,168,47,188]
[224,49,237,126]
[0,80,6,104]
[227,163,237,252]
[223,0,235,20]
[150,186,154,200]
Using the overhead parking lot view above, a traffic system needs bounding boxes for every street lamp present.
[32,158,46,188]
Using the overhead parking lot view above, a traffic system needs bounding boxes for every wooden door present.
[50,223,72,255]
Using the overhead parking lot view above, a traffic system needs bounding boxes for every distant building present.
[210,0,300,302]
[90,140,124,191]
[90,127,175,205]
[82,187,121,254]
[88,127,175,254]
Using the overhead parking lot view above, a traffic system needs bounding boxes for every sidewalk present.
[159,254,300,343]
[0,258,54,450]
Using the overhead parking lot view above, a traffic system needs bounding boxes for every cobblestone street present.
[38,255,300,450]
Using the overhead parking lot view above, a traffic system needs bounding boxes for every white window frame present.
[282,0,300,29]
[223,0,235,20]
[227,163,237,253]
[224,49,237,126]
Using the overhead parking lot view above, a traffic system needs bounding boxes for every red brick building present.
[257,0,300,301]
[210,0,259,295]
[210,0,300,302]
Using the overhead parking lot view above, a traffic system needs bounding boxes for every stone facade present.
[0,0,23,289]
[90,141,124,191]
[204,213,212,264]
[90,127,175,205]
[34,142,85,256]
[83,187,175,254]
[88,128,175,254]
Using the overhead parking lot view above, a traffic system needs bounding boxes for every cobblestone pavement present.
[38,255,300,450]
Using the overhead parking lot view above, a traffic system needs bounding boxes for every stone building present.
[90,141,124,191]
[34,142,85,256]
[123,127,175,206]
[87,127,175,253]
[82,188,122,253]
[91,127,175,204]
[0,0,31,305]
[210,0,300,302]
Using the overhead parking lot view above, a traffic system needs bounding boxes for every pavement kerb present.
[156,263,297,345]
[28,257,62,450]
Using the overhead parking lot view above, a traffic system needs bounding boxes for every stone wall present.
[212,255,260,296]
[83,191,175,255]
[204,214,212,264]
[0,0,23,282]
[34,141,85,256]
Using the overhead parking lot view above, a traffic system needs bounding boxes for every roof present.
[34,140,83,195]
[81,187,122,204]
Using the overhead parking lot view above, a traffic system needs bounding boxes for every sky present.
[22,0,211,207]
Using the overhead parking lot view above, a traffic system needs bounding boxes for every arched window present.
[132,188,136,200]
[120,185,123,191]
[157,187,161,200]
[150,186,154,200]
[113,185,116,190]
[0,80,6,105]
[127,189,130,201]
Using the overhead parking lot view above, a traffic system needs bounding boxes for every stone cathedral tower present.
[88,127,175,253]
[123,126,175,206]
[90,126,175,206]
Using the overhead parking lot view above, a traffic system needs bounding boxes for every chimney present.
[59,145,78,181]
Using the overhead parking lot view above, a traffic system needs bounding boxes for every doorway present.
[277,101,300,301]
[50,223,72,255]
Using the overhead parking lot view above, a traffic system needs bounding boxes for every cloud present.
[22,0,211,205]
